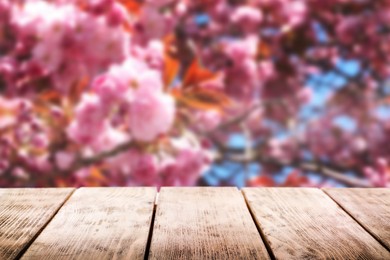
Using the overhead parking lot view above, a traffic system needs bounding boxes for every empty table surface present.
[0,187,389,259]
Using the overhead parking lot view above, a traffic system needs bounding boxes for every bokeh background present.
[1,0,389,188]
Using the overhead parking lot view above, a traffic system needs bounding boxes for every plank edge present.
[321,188,390,252]
[16,188,76,259]
[241,189,275,259]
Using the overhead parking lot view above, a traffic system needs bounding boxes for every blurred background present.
[0,0,389,188]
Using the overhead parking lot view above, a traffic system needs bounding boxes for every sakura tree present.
[0,0,389,188]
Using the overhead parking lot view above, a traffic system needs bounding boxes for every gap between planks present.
[241,187,390,259]
[17,187,389,259]
[20,188,271,259]
[147,187,270,259]
[21,188,156,259]
[18,188,159,260]
[0,188,75,260]
[242,188,390,259]
[143,202,156,260]
[16,189,76,259]
[242,190,276,260]
[322,188,390,252]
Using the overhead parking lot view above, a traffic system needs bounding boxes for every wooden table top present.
[0,187,389,259]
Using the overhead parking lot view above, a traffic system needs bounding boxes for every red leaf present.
[248,175,275,187]
[70,76,89,102]
[163,53,180,88]
[0,107,13,117]
[172,87,230,111]
[38,90,62,103]
[283,171,310,187]
[85,166,108,186]
[182,59,218,89]
[118,0,142,15]
[257,41,271,59]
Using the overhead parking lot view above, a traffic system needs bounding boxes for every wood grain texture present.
[243,188,390,259]
[148,187,270,260]
[324,188,390,251]
[0,188,74,260]
[22,187,156,260]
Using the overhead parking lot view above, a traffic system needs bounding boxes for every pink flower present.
[135,4,175,42]
[106,149,158,186]
[351,137,367,153]
[364,158,390,187]
[296,87,313,104]
[284,1,307,28]
[267,138,298,162]
[134,40,164,69]
[194,110,222,132]
[91,74,126,108]
[224,58,258,101]
[67,93,106,145]
[12,0,129,93]
[231,6,262,32]
[55,151,75,170]
[160,149,209,186]
[258,61,275,80]
[91,126,129,153]
[127,150,158,186]
[105,57,153,92]
[129,87,175,142]
[223,36,258,63]
[91,55,162,107]
[87,0,114,15]
[222,36,259,101]
[336,16,360,44]
[106,2,128,27]
[157,135,212,186]
[76,55,174,145]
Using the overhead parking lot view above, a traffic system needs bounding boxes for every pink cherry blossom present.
[55,151,76,171]
[1,0,390,188]
[283,1,307,28]
[231,6,263,33]
[67,93,107,145]
[11,0,130,93]
[129,87,175,142]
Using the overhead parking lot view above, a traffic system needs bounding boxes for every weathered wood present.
[22,187,156,260]
[324,188,390,251]
[148,187,270,259]
[243,188,390,259]
[0,188,74,260]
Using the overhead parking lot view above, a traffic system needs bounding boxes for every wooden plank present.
[22,187,156,260]
[148,187,270,259]
[243,188,390,259]
[324,188,390,251]
[0,188,74,260]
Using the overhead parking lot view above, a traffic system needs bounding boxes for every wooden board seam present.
[21,187,157,259]
[148,187,270,259]
[17,188,76,259]
[241,190,276,260]
[321,188,390,252]
[144,202,156,260]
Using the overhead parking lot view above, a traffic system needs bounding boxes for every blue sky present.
[203,59,364,187]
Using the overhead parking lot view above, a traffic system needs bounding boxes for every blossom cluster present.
[1,0,390,188]
[0,0,204,187]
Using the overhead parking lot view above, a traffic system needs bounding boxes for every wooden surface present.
[22,187,156,260]
[148,187,270,259]
[0,188,74,260]
[324,188,390,251]
[1,187,389,259]
[243,188,390,259]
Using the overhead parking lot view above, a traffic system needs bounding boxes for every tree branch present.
[214,144,372,187]
[70,139,135,171]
